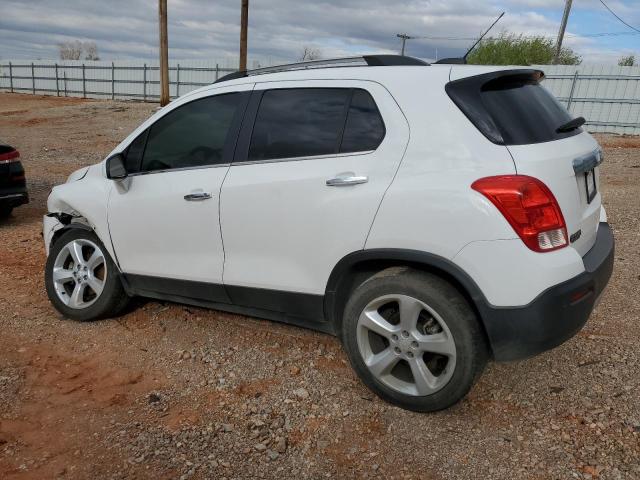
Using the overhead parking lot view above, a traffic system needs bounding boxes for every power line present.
[598,0,640,34]
[406,31,639,41]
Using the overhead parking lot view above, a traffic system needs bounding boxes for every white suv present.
[43,55,614,412]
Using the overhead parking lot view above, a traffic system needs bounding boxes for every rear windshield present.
[446,70,581,145]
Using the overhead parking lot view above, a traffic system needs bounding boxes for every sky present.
[0,0,638,64]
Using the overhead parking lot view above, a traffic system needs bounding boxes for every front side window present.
[248,88,350,161]
[124,129,148,174]
[140,93,242,172]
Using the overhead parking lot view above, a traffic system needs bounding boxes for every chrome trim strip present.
[231,150,374,167]
[573,149,603,175]
[126,162,231,177]
[0,193,27,200]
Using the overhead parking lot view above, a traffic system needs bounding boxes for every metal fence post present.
[8,62,13,93]
[63,71,67,97]
[82,64,86,98]
[31,62,35,94]
[215,64,219,81]
[55,63,59,96]
[567,70,579,111]
[176,63,180,97]
[143,63,147,101]
[111,62,115,100]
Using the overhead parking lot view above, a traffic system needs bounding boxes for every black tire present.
[45,228,129,321]
[341,267,488,412]
[0,205,13,219]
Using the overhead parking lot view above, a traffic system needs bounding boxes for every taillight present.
[0,150,20,163]
[472,175,568,252]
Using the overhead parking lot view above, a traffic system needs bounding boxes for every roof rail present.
[434,57,466,65]
[215,54,429,83]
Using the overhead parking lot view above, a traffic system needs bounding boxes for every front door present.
[108,86,251,301]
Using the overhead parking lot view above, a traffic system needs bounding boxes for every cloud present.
[0,0,636,63]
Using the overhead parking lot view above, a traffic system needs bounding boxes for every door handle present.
[326,175,369,187]
[184,192,212,201]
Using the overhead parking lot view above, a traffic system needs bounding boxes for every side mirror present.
[106,153,128,180]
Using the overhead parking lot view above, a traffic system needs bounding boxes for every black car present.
[0,142,28,218]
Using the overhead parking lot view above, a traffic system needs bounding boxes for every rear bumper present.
[481,222,614,361]
[0,190,29,208]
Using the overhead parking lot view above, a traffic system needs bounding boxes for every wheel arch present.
[48,219,97,251]
[324,249,492,347]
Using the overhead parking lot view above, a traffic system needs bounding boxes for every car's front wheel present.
[341,267,488,412]
[45,229,129,321]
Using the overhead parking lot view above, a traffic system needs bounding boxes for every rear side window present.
[340,90,385,153]
[248,88,349,161]
[141,93,243,172]
[446,71,579,145]
[247,88,385,161]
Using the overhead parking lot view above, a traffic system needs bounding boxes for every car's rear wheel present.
[341,267,488,412]
[45,229,129,321]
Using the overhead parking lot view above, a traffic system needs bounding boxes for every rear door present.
[447,68,602,256]
[219,80,409,309]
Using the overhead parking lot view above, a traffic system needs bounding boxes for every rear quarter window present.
[446,70,580,146]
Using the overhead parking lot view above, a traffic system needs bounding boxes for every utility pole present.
[396,34,416,56]
[239,0,249,71]
[158,0,169,106]
[554,0,573,64]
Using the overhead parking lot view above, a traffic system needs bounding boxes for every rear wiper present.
[556,116,586,133]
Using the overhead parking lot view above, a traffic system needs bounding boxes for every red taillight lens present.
[472,175,568,252]
[0,150,20,163]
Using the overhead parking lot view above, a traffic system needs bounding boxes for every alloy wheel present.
[356,294,456,396]
[52,238,107,309]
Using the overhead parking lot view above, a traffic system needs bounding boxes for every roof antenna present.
[463,12,505,62]
[434,12,505,65]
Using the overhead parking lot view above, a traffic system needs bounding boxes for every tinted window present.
[141,93,242,172]
[340,90,385,153]
[447,71,579,145]
[248,88,350,161]
[124,129,148,174]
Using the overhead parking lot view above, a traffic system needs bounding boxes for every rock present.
[274,437,287,454]
[289,366,301,376]
[316,439,329,450]
[148,393,161,404]
[254,443,267,452]
[271,417,285,430]
[266,450,279,461]
[293,388,309,400]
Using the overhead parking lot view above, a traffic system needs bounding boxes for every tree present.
[466,33,581,66]
[83,42,100,61]
[58,40,83,60]
[58,40,100,61]
[618,54,635,66]
[299,46,322,61]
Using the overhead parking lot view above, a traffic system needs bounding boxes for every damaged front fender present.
[43,164,115,260]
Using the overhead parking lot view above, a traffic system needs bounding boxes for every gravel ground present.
[0,93,638,480]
